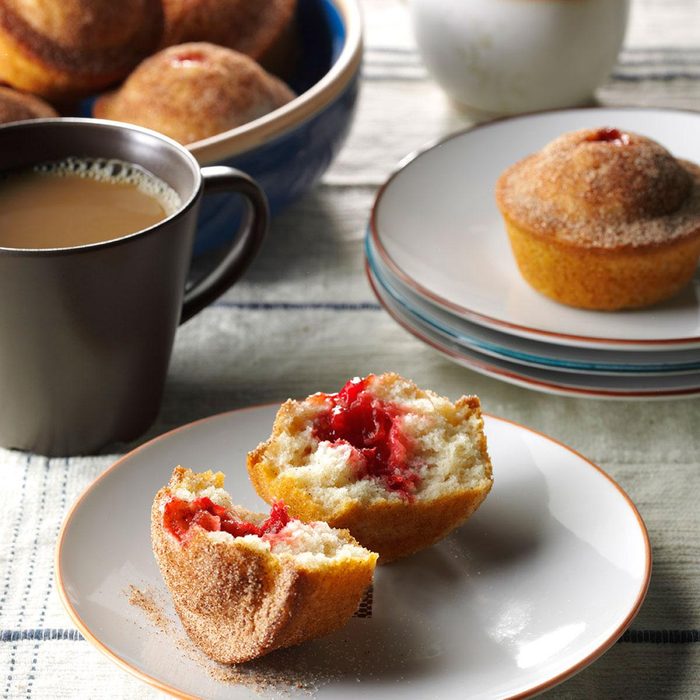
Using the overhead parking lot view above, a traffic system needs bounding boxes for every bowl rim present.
[188,0,363,165]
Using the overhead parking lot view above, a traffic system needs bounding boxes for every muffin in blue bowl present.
[86,0,361,253]
[187,0,362,252]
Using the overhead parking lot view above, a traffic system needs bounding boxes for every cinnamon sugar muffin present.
[94,42,295,144]
[496,127,700,310]
[152,467,377,664]
[0,0,163,100]
[248,373,493,563]
[160,0,298,74]
[0,85,57,122]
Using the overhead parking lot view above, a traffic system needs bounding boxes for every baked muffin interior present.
[257,373,491,511]
[161,468,371,565]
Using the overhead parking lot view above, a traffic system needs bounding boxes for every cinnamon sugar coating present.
[94,42,295,145]
[151,467,376,664]
[496,128,700,249]
[160,0,297,69]
[0,85,57,122]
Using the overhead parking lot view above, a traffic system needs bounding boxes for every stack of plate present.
[365,108,700,399]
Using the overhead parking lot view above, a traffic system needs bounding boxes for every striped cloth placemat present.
[2,0,700,697]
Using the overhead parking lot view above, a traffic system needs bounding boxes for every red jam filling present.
[585,128,630,145]
[171,51,206,66]
[164,496,290,543]
[313,376,420,499]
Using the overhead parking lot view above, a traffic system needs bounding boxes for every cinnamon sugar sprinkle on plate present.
[127,584,336,696]
[127,584,172,633]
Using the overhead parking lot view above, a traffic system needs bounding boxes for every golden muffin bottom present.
[503,213,700,310]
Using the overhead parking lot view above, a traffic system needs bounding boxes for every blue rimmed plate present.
[369,107,700,351]
[367,263,700,399]
[366,235,700,376]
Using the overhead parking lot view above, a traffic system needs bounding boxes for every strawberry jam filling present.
[164,496,290,543]
[586,127,630,145]
[313,376,421,499]
[171,50,207,66]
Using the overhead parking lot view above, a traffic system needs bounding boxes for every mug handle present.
[180,165,268,324]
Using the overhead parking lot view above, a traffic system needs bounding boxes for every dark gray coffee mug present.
[0,118,268,456]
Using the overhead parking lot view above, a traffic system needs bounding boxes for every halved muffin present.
[152,467,377,664]
[248,373,494,563]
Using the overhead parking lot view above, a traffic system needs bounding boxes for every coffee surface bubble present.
[34,157,181,216]
[0,156,182,249]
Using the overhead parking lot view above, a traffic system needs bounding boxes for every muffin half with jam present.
[247,373,494,563]
[152,467,377,663]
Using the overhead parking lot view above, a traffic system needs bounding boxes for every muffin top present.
[93,42,294,144]
[0,0,163,70]
[160,0,297,62]
[496,127,700,249]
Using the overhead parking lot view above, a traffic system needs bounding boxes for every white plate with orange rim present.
[368,265,700,399]
[57,404,651,699]
[369,107,700,351]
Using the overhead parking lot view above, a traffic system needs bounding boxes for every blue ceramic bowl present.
[186,0,362,252]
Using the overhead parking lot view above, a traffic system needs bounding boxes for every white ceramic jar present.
[408,0,630,115]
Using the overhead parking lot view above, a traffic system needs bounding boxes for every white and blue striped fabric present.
[2,0,700,697]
